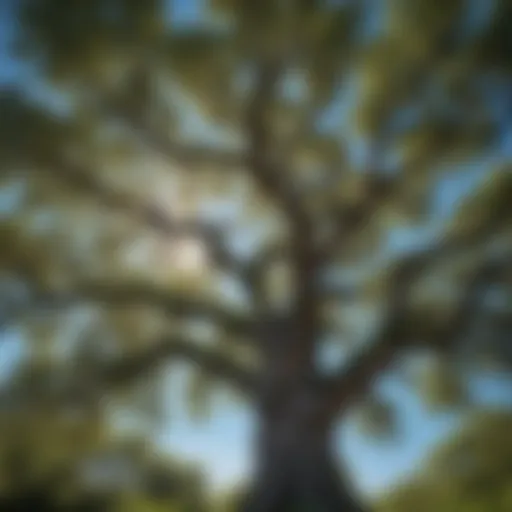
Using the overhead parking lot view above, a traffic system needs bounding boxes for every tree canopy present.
[0,363,209,511]
[1,0,512,510]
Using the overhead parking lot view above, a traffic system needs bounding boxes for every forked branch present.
[246,58,322,374]
[324,239,512,414]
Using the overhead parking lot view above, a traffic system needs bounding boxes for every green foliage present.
[0,89,71,167]
[377,411,512,512]
[17,0,164,83]
[0,370,209,511]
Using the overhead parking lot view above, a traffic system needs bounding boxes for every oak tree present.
[2,0,512,510]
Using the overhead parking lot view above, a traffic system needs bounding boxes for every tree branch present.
[324,239,512,414]
[0,334,256,410]
[98,62,243,172]
[105,106,243,171]
[98,61,324,356]
[102,335,257,395]
[320,137,426,260]
[2,281,256,342]
[246,58,322,377]
[98,59,324,378]
[45,153,296,306]
[44,154,241,273]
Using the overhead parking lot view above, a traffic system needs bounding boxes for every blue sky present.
[1,0,512,498]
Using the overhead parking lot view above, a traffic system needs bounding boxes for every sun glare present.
[169,236,209,276]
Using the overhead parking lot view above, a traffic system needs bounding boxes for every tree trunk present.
[240,389,367,512]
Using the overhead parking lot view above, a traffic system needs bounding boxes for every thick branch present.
[93,73,309,316]
[100,60,321,375]
[44,154,295,309]
[324,240,512,414]
[321,139,427,260]
[98,62,244,172]
[245,60,312,232]
[105,103,243,171]
[79,281,255,335]
[103,335,257,395]
[246,58,321,375]
[0,335,256,410]
[2,281,256,342]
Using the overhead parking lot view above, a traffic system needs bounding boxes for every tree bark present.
[240,389,367,512]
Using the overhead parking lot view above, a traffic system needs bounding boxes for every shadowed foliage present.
[377,410,512,512]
